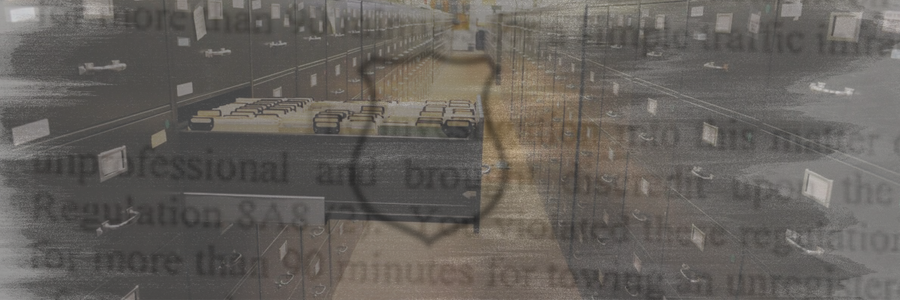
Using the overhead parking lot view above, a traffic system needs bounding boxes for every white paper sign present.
[830,12,861,41]
[177,0,189,11]
[284,17,290,27]
[655,15,665,30]
[252,0,261,10]
[749,13,760,34]
[12,119,50,146]
[151,130,167,148]
[310,74,317,87]
[641,8,650,18]
[194,6,207,40]
[83,0,114,19]
[647,98,657,116]
[690,6,704,17]
[641,178,650,196]
[883,11,900,33]
[208,0,224,20]
[272,4,281,19]
[177,37,191,47]
[781,3,803,18]
[702,122,718,146]
[177,82,194,96]
[715,13,733,33]
[232,0,244,9]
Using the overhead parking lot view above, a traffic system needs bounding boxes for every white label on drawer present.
[319,20,323,32]
[590,71,595,82]
[271,4,280,19]
[656,14,665,30]
[781,2,802,18]
[208,0,224,20]
[177,37,191,47]
[232,0,244,9]
[177,0,189,11]
[273,86,282,97]
[151,130,167,148]
[748,12,760,34]
[284,17,290,27]
[297,3,303,10]
[335,64,341,76]
[715,13,733,33]
[279,240,288,261]
[310,74,317,87]
[690,6,704,17]
[298,26,305,32]
[892,49,900,59]
[98,146,128,182]
[194,6,207,40]
[367,53,371,61]
[177,82,194,96]
[612,82,619,96]
[84,0,114,19]
[12,119,50,146]
[641,8,649,18]
[570,63,575,73]
[256,19,263,27]
[252,0,261,10]
[378,49,382,56]
[884,11,900,33]
[352,57,357,67]
[309,6,316,18]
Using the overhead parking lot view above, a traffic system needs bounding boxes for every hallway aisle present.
[330,51,584,299]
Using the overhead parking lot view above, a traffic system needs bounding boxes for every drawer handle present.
[311,226,325,237]
[566,84,576,89]
[217,250,243,271]
[305,36,322,41]
[79,60,127,75]
[331,89,346,95]
[624,281,640,297]
[631,209,648,222]
[275,272,295,288]
[605,111,619,118]
[349,30,361,34]
[332,33,345,37]
[337,245,348,254]
[691,167,714,180]
[601,174,616,183]
[680,263,705,283]
[375,66,385,70]
[314,284,327,297]
[96,207,140,236]
[785,229,825,255]
[702,61,729,71]
[481,164,491,175]
[639,132,654,141]
[265,40,288,47]
[203,48,232,58]
[348,78,361,83]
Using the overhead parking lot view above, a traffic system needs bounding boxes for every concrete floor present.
[330,51,584,299]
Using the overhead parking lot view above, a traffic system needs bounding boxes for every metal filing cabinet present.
[1,0,171,144]
[301,223,332,299]
[166,0,251,106]
[297,0,327,66]
[250,0,297,97]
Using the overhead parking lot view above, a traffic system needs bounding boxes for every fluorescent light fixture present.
[802,169,833,208]
[98,146,128,182]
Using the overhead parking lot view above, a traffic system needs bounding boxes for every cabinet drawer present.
[166,0,251,105]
